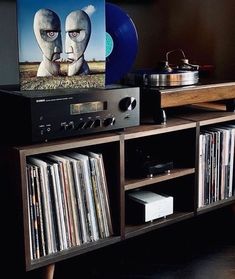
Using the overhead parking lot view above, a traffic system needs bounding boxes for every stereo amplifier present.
[0,86,139,144]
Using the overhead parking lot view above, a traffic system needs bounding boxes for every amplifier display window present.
[70,101,107,115]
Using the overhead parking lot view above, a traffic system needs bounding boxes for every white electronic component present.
[128,190,173,222]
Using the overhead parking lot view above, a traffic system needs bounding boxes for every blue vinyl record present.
[105,2,138,85]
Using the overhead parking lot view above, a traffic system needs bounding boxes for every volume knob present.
[119,97,137,111]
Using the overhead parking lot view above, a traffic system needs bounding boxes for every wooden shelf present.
[125,211,194,239]
[176,104,235,126]
[28,236,121,271]
[124,168,195,191]
[123,118,196,140]
[197,196,235,215]
[14,133,120,156]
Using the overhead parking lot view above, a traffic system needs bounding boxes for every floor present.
[24,205,235,279]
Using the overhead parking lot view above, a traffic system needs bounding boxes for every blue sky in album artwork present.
[17,0,105,62]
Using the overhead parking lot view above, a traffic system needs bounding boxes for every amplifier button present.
[103,117,115,127]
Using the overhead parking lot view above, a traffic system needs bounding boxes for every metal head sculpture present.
[33,9,62,77]
[65,10,91,76]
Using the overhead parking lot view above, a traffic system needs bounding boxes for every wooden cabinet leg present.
[42,264,55,279]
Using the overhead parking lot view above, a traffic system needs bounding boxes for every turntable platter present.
[123,69,199,87]
[146,70,199,87]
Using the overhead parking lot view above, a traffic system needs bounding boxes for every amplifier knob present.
[84,120,94,129]
[103,117,115,127]
[77,121,86,129]
[94,119,102,128]
[119,97,137,111]
[68,121,74,130]
[61,122,68,131]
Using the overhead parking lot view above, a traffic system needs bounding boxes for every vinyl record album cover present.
[17,0,105,90]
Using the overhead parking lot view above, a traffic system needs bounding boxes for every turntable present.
[124,49,199,88]
[123,49,235,124]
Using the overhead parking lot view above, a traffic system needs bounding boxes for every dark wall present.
[112,0,235,80]
[0,0,19,87]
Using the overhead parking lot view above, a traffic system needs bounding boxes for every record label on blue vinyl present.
[105,2,138,85]
[106,32,114,57]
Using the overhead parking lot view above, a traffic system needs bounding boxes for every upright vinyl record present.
[106,3,138,85]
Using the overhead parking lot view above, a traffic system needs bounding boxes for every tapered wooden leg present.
[42,264,55,279]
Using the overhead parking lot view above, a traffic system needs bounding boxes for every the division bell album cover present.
[17,0,105,90]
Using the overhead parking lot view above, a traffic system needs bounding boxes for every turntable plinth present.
[141,82,235,124]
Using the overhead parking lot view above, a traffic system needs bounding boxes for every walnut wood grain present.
[42,264,55,279]
[160,82,235,108]
[125,168,195,191]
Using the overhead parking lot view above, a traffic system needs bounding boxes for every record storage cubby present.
[123,121,197,237]
[4,133,122,272]
[2,103,235,279]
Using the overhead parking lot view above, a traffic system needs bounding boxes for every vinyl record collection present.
[26,151,113,260]
[198,124,235,208]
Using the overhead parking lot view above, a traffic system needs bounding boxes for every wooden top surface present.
[159,81,235,108]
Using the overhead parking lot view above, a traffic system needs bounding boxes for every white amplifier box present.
[127,190,173,223]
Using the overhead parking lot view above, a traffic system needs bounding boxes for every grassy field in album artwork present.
[19,61,105,90]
